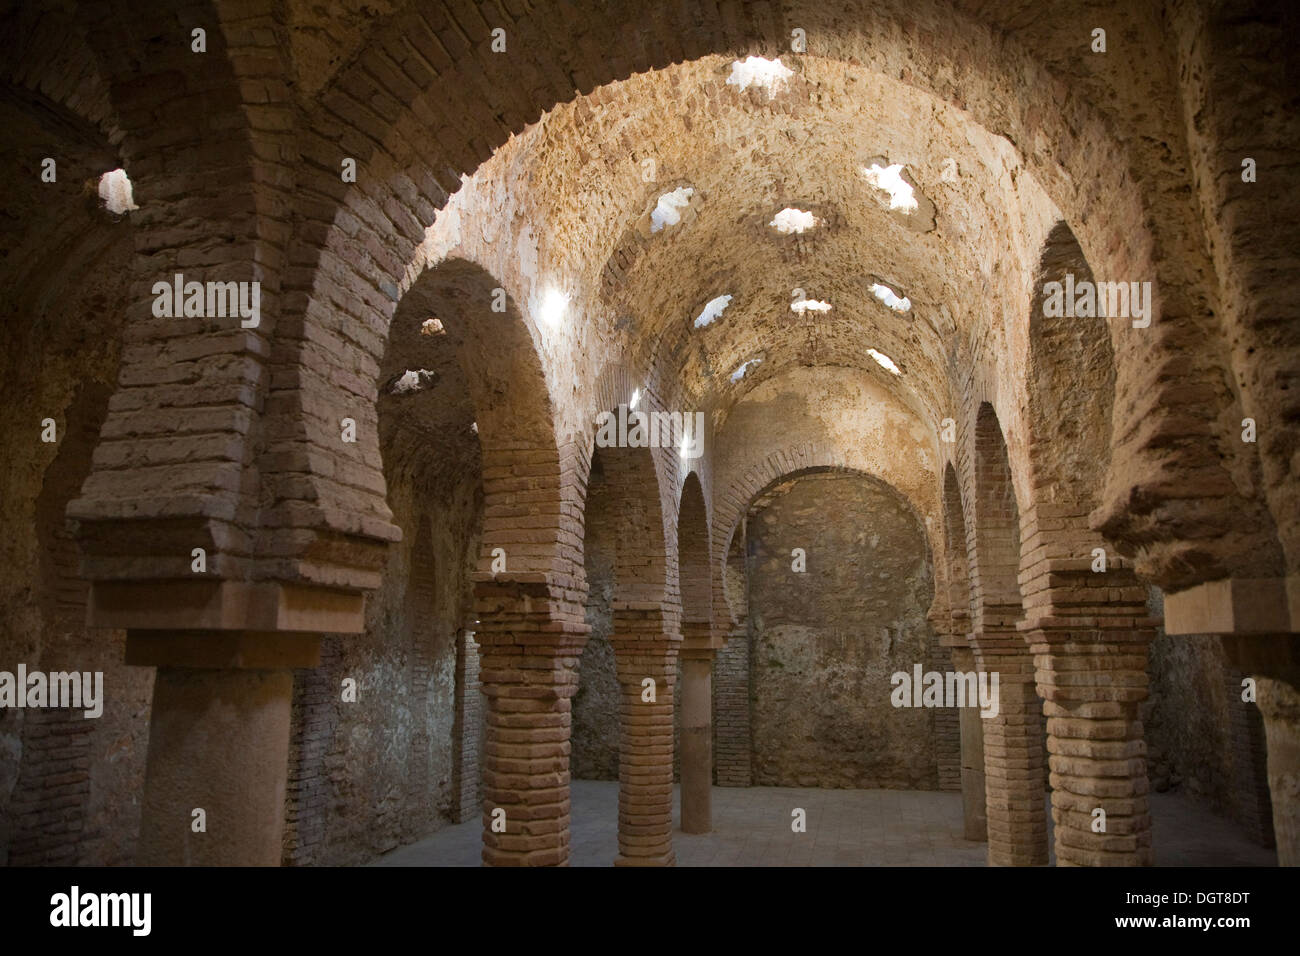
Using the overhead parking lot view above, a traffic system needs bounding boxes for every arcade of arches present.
[1,0,1296,868]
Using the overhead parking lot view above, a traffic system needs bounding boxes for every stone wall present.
[281,472,482,866]
[745,472,941,789]
[0,197,153,866]
[1143,589,1274,846]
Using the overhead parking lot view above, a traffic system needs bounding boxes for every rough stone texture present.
[572,628,619,780]
[281,462,481,866]
[3,0,1296,869]
[0,94,152,864]
[1144,599,1274,846]
[746,473,941,789]
[572,453,620,780]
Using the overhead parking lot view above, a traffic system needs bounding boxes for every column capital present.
[681,621,719,657]
[91,580,366,634]
[1164,576,1300,635]
[125,629,321,669]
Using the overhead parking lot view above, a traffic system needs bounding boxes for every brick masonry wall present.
[0,183,152,866]
[713,630,753,788]
[4,0,1294,868]
[572,457,620,780]
[282,469,481,866]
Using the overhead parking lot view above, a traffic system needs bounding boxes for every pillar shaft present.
[1032,633,1155,866]
[124,629,321,867]
[680,650,714,834]
[612,610,679,866]
[477,640,582,866]
[474,581,587,867]
[971,632,1047,866]
[950,647,987,842]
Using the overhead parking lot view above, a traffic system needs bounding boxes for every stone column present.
[679,624,715,834]
[124,629,320,866]
[611,607,680,865]
[950,646,987,842]
[1255,674,1300,864]
[970,630,1047,866]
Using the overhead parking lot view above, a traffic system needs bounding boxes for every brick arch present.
[968,402,1023,634]
[1018,223,1165,868]
[1014,220,1156,630]
[0,2,119,142]
[381,257,564,583]
[574,362,687,620]
[712,451,941,633]
[585,442,670,611]
[678,471,711,631]
[1024,221,1114,506]
[261,0,1260,605]
[941,464,973,640]
[964,399,1050,866]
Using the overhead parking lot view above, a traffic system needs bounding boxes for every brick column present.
[1030,629,1156,866]
[1020,500,1157,866]
[611,607,680,866]
[680,622,716,834]
[950,646,987,842]
[125,630,320,866]
[970,630,1047,866]
[475,579,586,867]
[451,627,482,824]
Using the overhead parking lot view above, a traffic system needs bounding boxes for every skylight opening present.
[791,298,832,314]
[694,294,733,328]
[538,286,568,327]
[730,357,762,383]
[391,369,436,394]
[869,282,911,313]
[650,186,694,233]
[867,348,902,376]
[98,168,138,214]
[860,162,918,213]
[726,56,794,98]
[770,207,818,234]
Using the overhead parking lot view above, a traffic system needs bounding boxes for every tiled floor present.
[370,780,1277,867]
